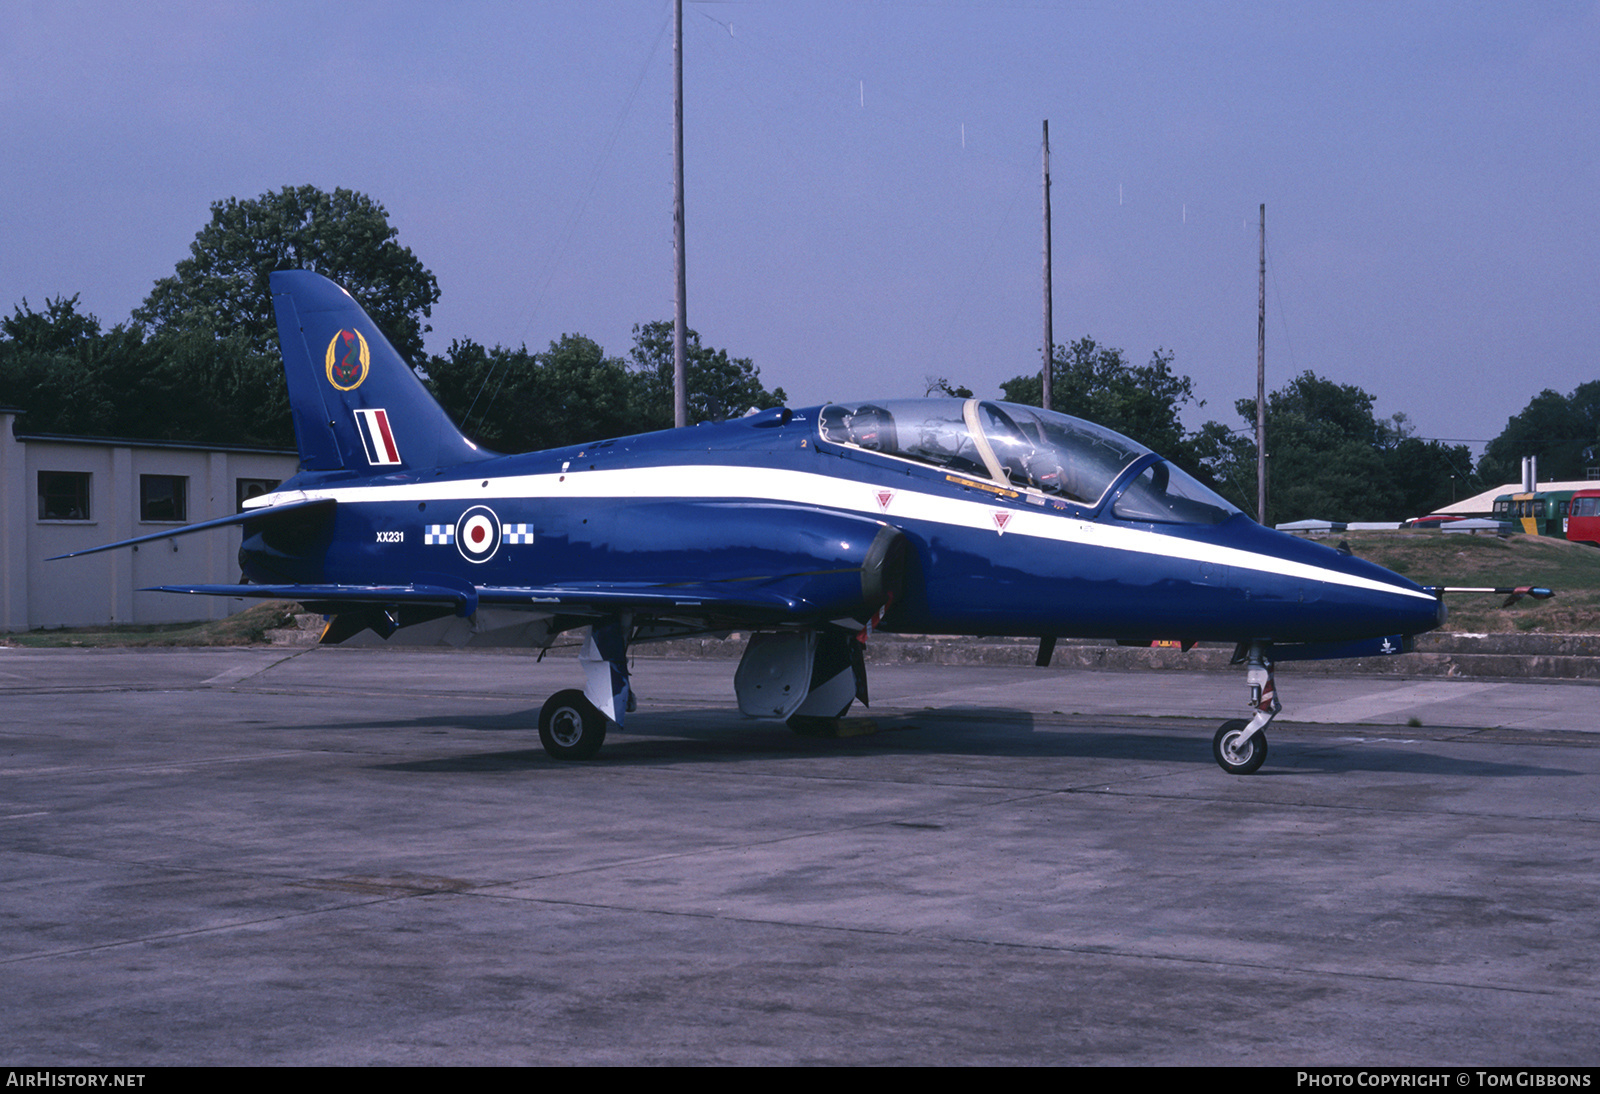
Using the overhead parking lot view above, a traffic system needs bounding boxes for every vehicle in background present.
[1566,489,1600,547]
[1492,490,1583,537]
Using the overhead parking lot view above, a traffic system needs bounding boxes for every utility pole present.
[1256,203,1267,524]
[1041,120,1053,411]
[672,0,689,428]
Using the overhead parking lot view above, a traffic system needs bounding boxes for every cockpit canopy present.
[818,398,1241,525]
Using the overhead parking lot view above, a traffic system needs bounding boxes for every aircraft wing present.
[151,582,482,611]
[484,582,815,622]
[145,579,831,627]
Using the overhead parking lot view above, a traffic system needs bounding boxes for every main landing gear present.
[537,617,631,762]
[536,621,877,761]
[1213,641,1279,775]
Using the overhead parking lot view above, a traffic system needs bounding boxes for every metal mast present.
[1256,203,1267,524]
[1041,120,1053,411]
[672,0,689,428]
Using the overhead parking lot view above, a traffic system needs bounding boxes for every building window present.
[236,477,281,511]
[140,475,187,522]
[38,471,91,520]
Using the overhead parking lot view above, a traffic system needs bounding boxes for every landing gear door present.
[735,632,863,722]
[735,632,818,720]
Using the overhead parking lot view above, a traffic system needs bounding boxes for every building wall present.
[1,412,300,630]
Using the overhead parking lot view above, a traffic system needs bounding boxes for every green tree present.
[1199,371,1473,524]
[924,376,974,398]
[628,321,786,427]
[540,333,654,444]
[1478,382,1600,484]
[1000,337,1200,463]
[423,338,538,452]
[1376,413,1477,517]
[133,326,292,447]
[424,335,652,453]
[1188,420,1257,512]
[1,295,102,354]
[428,322,785,453]
[0,294,294,447]
[1,296,117,435]
[1239,372,1395,523]
[136,185,440,363]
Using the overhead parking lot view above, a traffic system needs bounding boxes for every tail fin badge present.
[325,329,371,391]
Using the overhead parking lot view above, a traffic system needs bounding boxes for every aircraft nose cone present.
[1245,523,1448,642]
[1364,570,1446,638]
[1339,562,1443,637]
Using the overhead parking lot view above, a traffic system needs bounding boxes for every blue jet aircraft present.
[59,270,1449,773]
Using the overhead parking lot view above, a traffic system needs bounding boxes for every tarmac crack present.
[198,650,307,686]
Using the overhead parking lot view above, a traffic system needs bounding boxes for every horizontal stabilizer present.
[48,498,336,560]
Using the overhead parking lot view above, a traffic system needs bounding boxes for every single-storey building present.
[1,407,300,630]
[1432,479,1600,520]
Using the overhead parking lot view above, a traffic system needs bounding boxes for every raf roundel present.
[455,505,501,564]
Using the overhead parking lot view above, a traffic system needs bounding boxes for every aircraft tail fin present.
[269,269,492,473]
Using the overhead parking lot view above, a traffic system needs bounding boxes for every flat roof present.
[1434,480,1600,515]
[12,428,295,457]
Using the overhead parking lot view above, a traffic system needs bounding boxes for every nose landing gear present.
[1214,642,1278,775]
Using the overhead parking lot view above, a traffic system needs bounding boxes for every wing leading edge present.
[144,578,849,628]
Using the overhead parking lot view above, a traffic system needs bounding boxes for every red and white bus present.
[1567,489,1600,547]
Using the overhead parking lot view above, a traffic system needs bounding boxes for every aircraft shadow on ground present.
[341,705,1576,779]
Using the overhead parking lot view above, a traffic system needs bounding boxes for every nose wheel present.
[1213,719,1267,775]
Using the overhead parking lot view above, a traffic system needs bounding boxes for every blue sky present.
[3,1,1596,451]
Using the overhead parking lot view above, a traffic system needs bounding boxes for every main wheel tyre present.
[539,689,607,760]
[1213,718,1267,775]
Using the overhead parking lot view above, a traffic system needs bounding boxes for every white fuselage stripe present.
[251,464,1434,602]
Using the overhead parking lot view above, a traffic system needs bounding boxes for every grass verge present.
[1341,530,1600,633]
[1,602,308,648]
